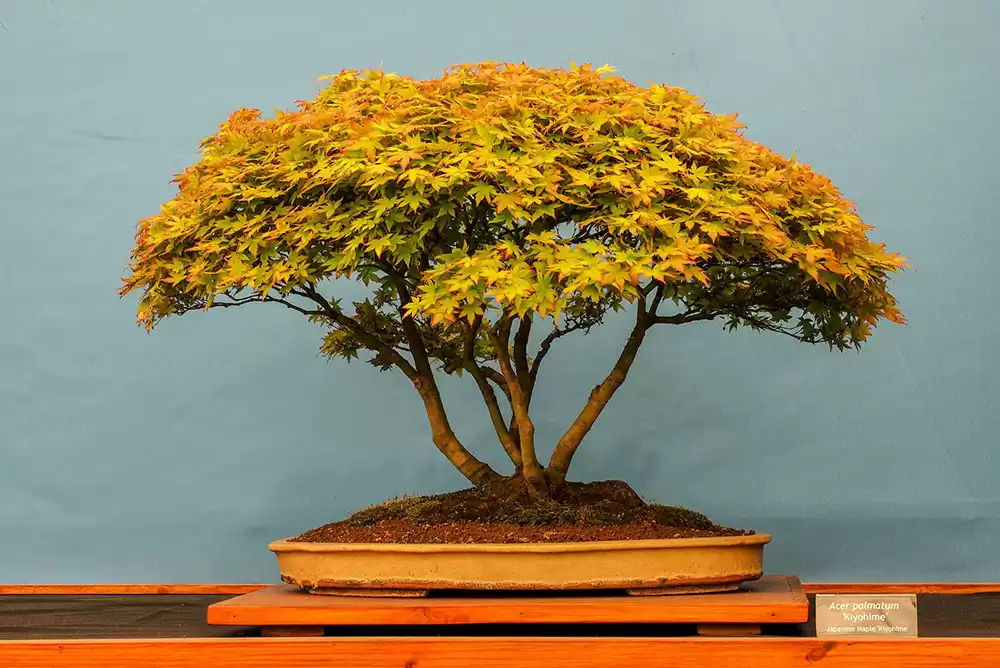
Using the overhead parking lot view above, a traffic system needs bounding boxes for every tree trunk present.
[465,361,523,469]
[546,316,649,488]
[490,318,547,494]
[374,271,501,487]
[479,470,559,502]
[413,375,498,487]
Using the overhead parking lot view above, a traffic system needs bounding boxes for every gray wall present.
[1,0,997,583]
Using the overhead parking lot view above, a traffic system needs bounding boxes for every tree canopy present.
[121,62,906,492]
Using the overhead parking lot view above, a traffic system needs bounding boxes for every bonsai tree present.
[121,62,905,502]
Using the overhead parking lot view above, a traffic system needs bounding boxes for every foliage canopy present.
[122,62,905,492]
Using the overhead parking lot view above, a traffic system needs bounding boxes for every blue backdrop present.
[1,0,997,583]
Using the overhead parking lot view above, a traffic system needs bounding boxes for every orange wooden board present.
[207,575,807,627]
[4,637,1000,668]
[0,584,263,595]
[5,582,1000,595]
[805,583,1000,594]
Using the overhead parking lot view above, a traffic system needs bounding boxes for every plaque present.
[815,594,917,637]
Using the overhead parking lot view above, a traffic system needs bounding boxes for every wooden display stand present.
[208,574,808,637]
[6,580,1000,666]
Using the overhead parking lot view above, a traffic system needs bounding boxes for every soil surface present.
[291,480,753,544]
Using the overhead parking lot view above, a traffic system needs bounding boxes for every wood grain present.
[207,576,808,627]
[0,595,256,640]
[5,591,1000,640]
[804,583,1000,594]
[3,637,1000,668]
[0,585,265,595]
[4,582,1000,595]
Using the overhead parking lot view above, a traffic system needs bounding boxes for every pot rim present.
[270,533,770,554]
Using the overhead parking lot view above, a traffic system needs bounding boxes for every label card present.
[815,594,917,637]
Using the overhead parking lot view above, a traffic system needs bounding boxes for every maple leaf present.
[700,220,729,241]
[124,59,905,398]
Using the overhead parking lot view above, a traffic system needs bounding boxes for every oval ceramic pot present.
[270,533,770,596]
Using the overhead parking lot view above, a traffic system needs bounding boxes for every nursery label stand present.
[208,575,807,637]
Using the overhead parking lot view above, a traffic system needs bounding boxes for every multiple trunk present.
[229,272,705,499]
[292,276,702,499]
[402,288,675,500]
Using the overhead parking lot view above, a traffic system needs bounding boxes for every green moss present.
[649,505,718,531]
[346,494,430,526]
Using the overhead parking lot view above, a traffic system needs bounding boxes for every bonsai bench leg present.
[696,623,761,636]
[261,626,325,637]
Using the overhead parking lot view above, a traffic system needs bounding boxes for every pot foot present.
[626,583,741,596]
[304,587,430,597]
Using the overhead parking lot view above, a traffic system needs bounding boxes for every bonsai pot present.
[270,533,770,596]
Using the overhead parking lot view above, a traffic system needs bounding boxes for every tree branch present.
[294,285,421,380]
[488,315,545,490]
[512,316,532,394]
[210,291,320,318]
[567,225,604,244]
[463,316,522,470]
[528,327,561,385]
[649,311,717,326]
[377,262,435,378]
[646,283,665,320]
[525,322,581,396]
